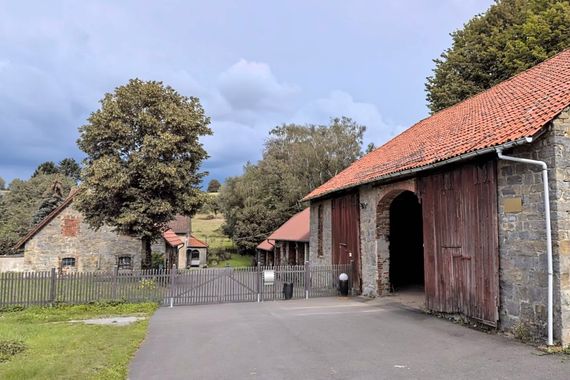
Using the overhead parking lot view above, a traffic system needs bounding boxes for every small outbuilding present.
[257,208,310,266]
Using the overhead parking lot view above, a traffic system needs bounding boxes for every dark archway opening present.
[389,191,424,291]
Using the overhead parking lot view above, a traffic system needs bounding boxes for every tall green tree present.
[207,179,221,192]
[426,0,570,113]
[31,180,65,225]
[32,161,59,177]
[219,117,366,251]
[76,79,212,268]
[0,176,5,190]
[58,158,82,184]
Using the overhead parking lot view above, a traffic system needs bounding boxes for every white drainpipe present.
[496,144,554,346]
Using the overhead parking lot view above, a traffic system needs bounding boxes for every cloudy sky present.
[0,0,494,186]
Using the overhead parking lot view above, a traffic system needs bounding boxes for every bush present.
[0,340,26,362]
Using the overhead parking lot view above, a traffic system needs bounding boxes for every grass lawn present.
[210,253,253,268]
[191,213,234,251]
[0,302,158,380]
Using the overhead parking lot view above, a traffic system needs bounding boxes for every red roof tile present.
[257,239,275,251]
[305,49,570,201]
[168,215,190,234]
[189,235,208,248]
[162,229,184,247]
[268,208,310,242]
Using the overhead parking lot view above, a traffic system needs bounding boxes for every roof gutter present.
[305,136,537,202]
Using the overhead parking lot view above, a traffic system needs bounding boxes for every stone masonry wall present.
[24,205,142,272]
[497,107,570,344]
[309,199,332,265]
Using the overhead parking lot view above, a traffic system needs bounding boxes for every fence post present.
[169,264,176,308]
[350,259,355,296]
[304,261,310,299]
[49,268,57,306]
[111,266,118,300]
[257,261,261,303]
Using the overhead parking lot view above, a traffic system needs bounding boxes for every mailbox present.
[263,270,275,285]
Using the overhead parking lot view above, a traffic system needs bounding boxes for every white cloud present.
[217,59,299,113]
[293,90,404,147]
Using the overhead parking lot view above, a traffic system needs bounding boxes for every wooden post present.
[169,263,176,308]
[257,260,261,303]
[111,266,119,300]
[304,261,310,299]
[49,268,57,306]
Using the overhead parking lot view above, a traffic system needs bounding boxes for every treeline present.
[218,117,371,252]
[0,159,80,254]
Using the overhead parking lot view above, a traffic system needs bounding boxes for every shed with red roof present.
[257,208,310,266]
[305,50,570,345]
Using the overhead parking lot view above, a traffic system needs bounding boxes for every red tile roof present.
[304,49,570,201]
[268,208,310,242]
[257,239,275,251]
[162,229,184,247]
[189,235,208,248]
[168,215,190,234]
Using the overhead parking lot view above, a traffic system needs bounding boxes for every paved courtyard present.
[130,297,570,380]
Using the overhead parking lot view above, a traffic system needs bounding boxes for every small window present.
[118,256,132,270]
[62,257,76,268]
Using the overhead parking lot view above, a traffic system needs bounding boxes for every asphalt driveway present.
[129,297,570,380]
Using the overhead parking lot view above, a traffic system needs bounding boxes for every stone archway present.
[375,181,422,295]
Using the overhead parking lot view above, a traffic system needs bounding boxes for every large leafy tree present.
[426,0,570,113]
[76,79,212,268]
[219,117,366,251]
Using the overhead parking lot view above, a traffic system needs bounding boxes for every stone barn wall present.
[23,205,142,272]
[497,107,570,344]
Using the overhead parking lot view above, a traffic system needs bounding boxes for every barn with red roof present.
[304,50,570,345]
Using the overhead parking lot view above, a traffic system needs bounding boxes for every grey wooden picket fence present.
[0,263,354,307]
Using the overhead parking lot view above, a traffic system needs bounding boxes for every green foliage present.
[31,180,65,225]
[31,158,81,184]
[0,340,26,363]
[58,158,82,183]
[0,176,5,190]
[426,0,570,113]
[199,193,221,216]
[207,179,221,192]
[0,175,73,254]
[76,79,212,268]
[32,161,59,177]
[218,117,366,251]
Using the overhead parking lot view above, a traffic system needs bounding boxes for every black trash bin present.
[338,273,349,296]
[283,282,294,300]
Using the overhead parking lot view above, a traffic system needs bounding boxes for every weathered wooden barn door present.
[331,192,361,290]
[419,160,499,326]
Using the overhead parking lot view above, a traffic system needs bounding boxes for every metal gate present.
[165,263,354,306]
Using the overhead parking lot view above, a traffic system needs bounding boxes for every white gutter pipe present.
[496,142,554,346]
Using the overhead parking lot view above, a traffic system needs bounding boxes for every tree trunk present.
[142,237,152,269]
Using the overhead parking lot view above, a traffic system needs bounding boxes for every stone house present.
[304,50,570,345]
[257,208,310,266]
[12,191,205,272]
